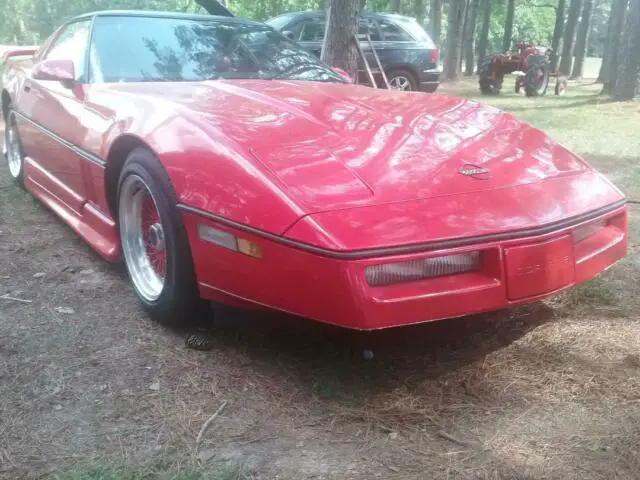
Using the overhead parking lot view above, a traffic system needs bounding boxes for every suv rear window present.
[378,19,413,41]
[398,18,435,46]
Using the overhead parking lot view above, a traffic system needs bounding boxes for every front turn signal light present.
[198,224,262,259]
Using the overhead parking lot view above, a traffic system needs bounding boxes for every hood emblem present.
[459,164,491,179]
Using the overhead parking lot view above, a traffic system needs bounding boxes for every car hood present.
[112,80,591,212]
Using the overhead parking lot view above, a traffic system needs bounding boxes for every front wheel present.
[117,148,204,326]
[524,55,550,97]
[4,111,25,186]
[555,77,568,95]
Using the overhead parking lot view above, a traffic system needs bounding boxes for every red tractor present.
[478,43,567,97]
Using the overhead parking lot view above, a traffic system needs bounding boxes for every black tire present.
[478,56,502,95]
[386,68,419,92]
[117,148,204,326]
[524,55,550,97]
[555,77,568,95]
[515,78,521,94]
[4,110,26,187]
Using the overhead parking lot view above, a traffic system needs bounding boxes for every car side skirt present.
[23,156,120,262]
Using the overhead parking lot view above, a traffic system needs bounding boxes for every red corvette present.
[2,11,627,330]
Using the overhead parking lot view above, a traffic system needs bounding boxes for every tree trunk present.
[391,0,401,12]
[477,0,491,69]
[551,0,566,71]
[502,0,516,52]
[460,0,469,71]
[559,0,582,75]
[614,0,640,99]
[463,0,480,75]
[597,10,613,82]
[444,0,466,80]
[602,0,628,94]
[431,0,443,45]
[570,0,594,78]
[414,0,427,25]
[321,0,360,80]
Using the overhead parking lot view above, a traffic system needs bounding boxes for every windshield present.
[89,15,344,84]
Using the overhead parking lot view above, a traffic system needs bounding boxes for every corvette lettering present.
[515,255,571,277]
[459,164,491,179]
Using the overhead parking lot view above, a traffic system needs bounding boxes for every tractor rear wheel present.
[524,55,550,97]
[478,57,502,95]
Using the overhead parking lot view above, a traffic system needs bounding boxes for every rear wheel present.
[117,148,204,326]
[4,110,25,186]
[524,55,550,97]
[478,56,502,95]
[387,69,418,92]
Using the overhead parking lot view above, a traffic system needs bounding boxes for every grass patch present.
[555,276,619,309]
[52,463,250,480]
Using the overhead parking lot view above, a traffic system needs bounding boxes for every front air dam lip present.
[177,198,627,260]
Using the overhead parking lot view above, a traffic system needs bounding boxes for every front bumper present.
[182,204,627,331]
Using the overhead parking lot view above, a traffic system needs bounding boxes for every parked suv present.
[266,11,440,93]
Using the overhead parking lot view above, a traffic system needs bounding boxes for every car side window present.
[297,18,380,42]
[298,20,326,42]
[358,19,381,41]
[43,20,91,81]
[378,20,413,42]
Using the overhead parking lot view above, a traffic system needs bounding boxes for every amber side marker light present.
[365,251,481,286]
[197,224,263,259]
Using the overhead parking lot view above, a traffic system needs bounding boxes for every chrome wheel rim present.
[389,75,412,91]
[6,121,22,178]
[119,175,167,302]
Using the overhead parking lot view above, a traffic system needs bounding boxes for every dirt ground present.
[1,82,639,480]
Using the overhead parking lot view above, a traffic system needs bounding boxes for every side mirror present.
[282,30,295,40]
[32,58,75,87]
[332,67,353,83]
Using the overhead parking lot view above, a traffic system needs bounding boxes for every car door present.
[18,20,92,210]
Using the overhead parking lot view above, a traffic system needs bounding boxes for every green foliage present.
[0,0,204,44]
[486,0,555,53]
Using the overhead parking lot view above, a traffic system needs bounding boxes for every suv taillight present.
[431,49,439,64]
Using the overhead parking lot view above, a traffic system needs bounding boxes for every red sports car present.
[1,10,627,330]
